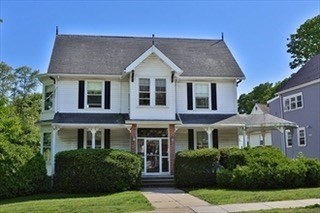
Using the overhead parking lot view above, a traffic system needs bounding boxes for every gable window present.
[283,93,303,111]
[155,79,166,106]
[196,131,208,149]
[298,127,306,146]
[139,78,150,106]
[85,130,103,149]
[42,132,51,165]
[44,85,54,110]
[87,82,103,108]
[285,130,292,147]
[195,84,209,109]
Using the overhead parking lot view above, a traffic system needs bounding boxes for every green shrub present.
[0,139,49,199]
[216,168,233,188]
[174,148,220,187]
[298,158,320,187]
[54,149,142,193]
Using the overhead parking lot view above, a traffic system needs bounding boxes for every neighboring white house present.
[39,34,247,176]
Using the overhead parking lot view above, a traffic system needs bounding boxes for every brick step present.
[141,176,175,187]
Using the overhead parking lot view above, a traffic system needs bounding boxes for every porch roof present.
[53,113,129,124]
[178,114,235,125]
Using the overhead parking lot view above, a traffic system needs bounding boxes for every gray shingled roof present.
[179,114,235,124]
[279,54,320,92]
[53,113,129,124]
[48,35,244,77]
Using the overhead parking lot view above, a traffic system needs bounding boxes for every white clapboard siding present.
[56,129,78,153]
[175,129,188,152]
[218,129,238,148]
[249,132,272,147]
[110,129,130,151]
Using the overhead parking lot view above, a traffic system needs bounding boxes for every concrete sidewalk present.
[141,187,320,213]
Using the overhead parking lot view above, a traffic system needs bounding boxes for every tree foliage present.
[287,15,320,69]
[238,79,288,114]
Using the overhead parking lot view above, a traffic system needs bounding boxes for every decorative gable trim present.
[124,45,183,74]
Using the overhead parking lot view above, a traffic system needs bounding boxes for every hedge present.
[54,149,142,193]
[0,139,49,199]
[175,148,220,187]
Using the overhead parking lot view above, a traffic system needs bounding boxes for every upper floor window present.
[44,85,54,110]
[139,78,150,106]
[42,132,51,165]
[285,130,292,147]
[155,79,166,106]
[298,127,306,146]
[85,130,103,149]
[283,93,303,111]
[87,81,103,108]
[195,84,209,109]
[196,131,208,149]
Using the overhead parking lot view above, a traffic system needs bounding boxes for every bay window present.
[44,85,54,110]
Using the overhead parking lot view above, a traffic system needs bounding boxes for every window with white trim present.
[283,93,303,111]
[195,83,209,109]
[298,127,306,146]
[155,79,166,106]
[285,130,292,147]
[86,81,103,108]
[44,85,54,110]
[42,132,51,165]
[85,130,103,149]
[196,131,208,149]
[139,78,150,106]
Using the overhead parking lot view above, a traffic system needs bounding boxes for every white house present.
[39,34,246,176]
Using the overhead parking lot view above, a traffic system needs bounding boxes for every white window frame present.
[138,78,167,107]
[193,82,211,110]
[43,84,54,111]
[85,81,104,109]
[139,78,151,106]
[194,130,208,149]
[84,130,104,149]
[297,127,307,147]
[285,129,292,148]
[283,92,303,112]
[155,79,167,106]
[42,132,52,165]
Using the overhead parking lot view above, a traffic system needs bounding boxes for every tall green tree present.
[287,15,320,69]
[0,62,14,99]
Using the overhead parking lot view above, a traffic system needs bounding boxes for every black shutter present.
[188,129,194,150]
[104,129,110,149]
[77,129,84,149]
[211,83,217,110]
[104,81,111,109]
[78,81,85,109]
[212,129,218,148]
[187,83,193,110]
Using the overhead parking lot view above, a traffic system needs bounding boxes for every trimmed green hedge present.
[217,147,320,189]
[174,148,220,187]
[0,139,49,199]
[54,149,142,193]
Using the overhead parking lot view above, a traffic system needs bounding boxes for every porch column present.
[205,127,213,148]
[277,127,286,155]
[169,124,175,175]
[89,128,97,149]
[240,127,247,148]
[261,130,266,146]
[51,127,60,183]
[130,124,137,153]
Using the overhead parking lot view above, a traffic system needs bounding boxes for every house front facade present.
[268,54,320,158]
[39,34,245,176]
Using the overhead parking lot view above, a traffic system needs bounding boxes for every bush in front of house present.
[217,146,320,190]
[174,148,220,187]
[54,149,142,193]
[0,139,49,199]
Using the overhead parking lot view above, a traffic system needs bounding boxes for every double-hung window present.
[139,78,166,106]
[44,85,54,110]
[298,127,306,146]
[155,79,166,106]
[42,132,51,165]
[139,79,150,106]
[285,130,292,147]
[85,130,103,149]
[283,93,303,111]
[195,84,209,109]
[87,82,103,108]
[196,131,208,149]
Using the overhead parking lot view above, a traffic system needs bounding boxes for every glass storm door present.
[146,139,160,173]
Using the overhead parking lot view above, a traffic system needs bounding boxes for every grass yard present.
[0,191,154,213]
[250,204,320,213]
[187,187,320,205]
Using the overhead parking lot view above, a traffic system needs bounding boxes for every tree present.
[0,62,14,99]
[287,15,320,69]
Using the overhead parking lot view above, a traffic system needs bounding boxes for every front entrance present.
[137,128,170,175]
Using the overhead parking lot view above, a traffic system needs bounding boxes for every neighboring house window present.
[155,79,166,106]
[298,127,306,146]
[195,84,209,109]
[139,78,150,106]
[44,85,54,110]
[196,131,208,149]
[87,81,103,108]
[85,130,103,149]
[283,93,303,111]
[285,130,292,147]
[42,132,51,165]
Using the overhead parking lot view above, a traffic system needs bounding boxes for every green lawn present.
[250,204,320,213]
[0,191,154,213]
[188,187,320,205]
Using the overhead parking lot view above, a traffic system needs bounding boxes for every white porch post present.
[51,127,60,178]
[205,127,213,148]
[89,128,97,149]
[261,130,266,146]
[240,127,247,148]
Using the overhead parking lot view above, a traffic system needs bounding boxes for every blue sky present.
[0,0,319,95]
